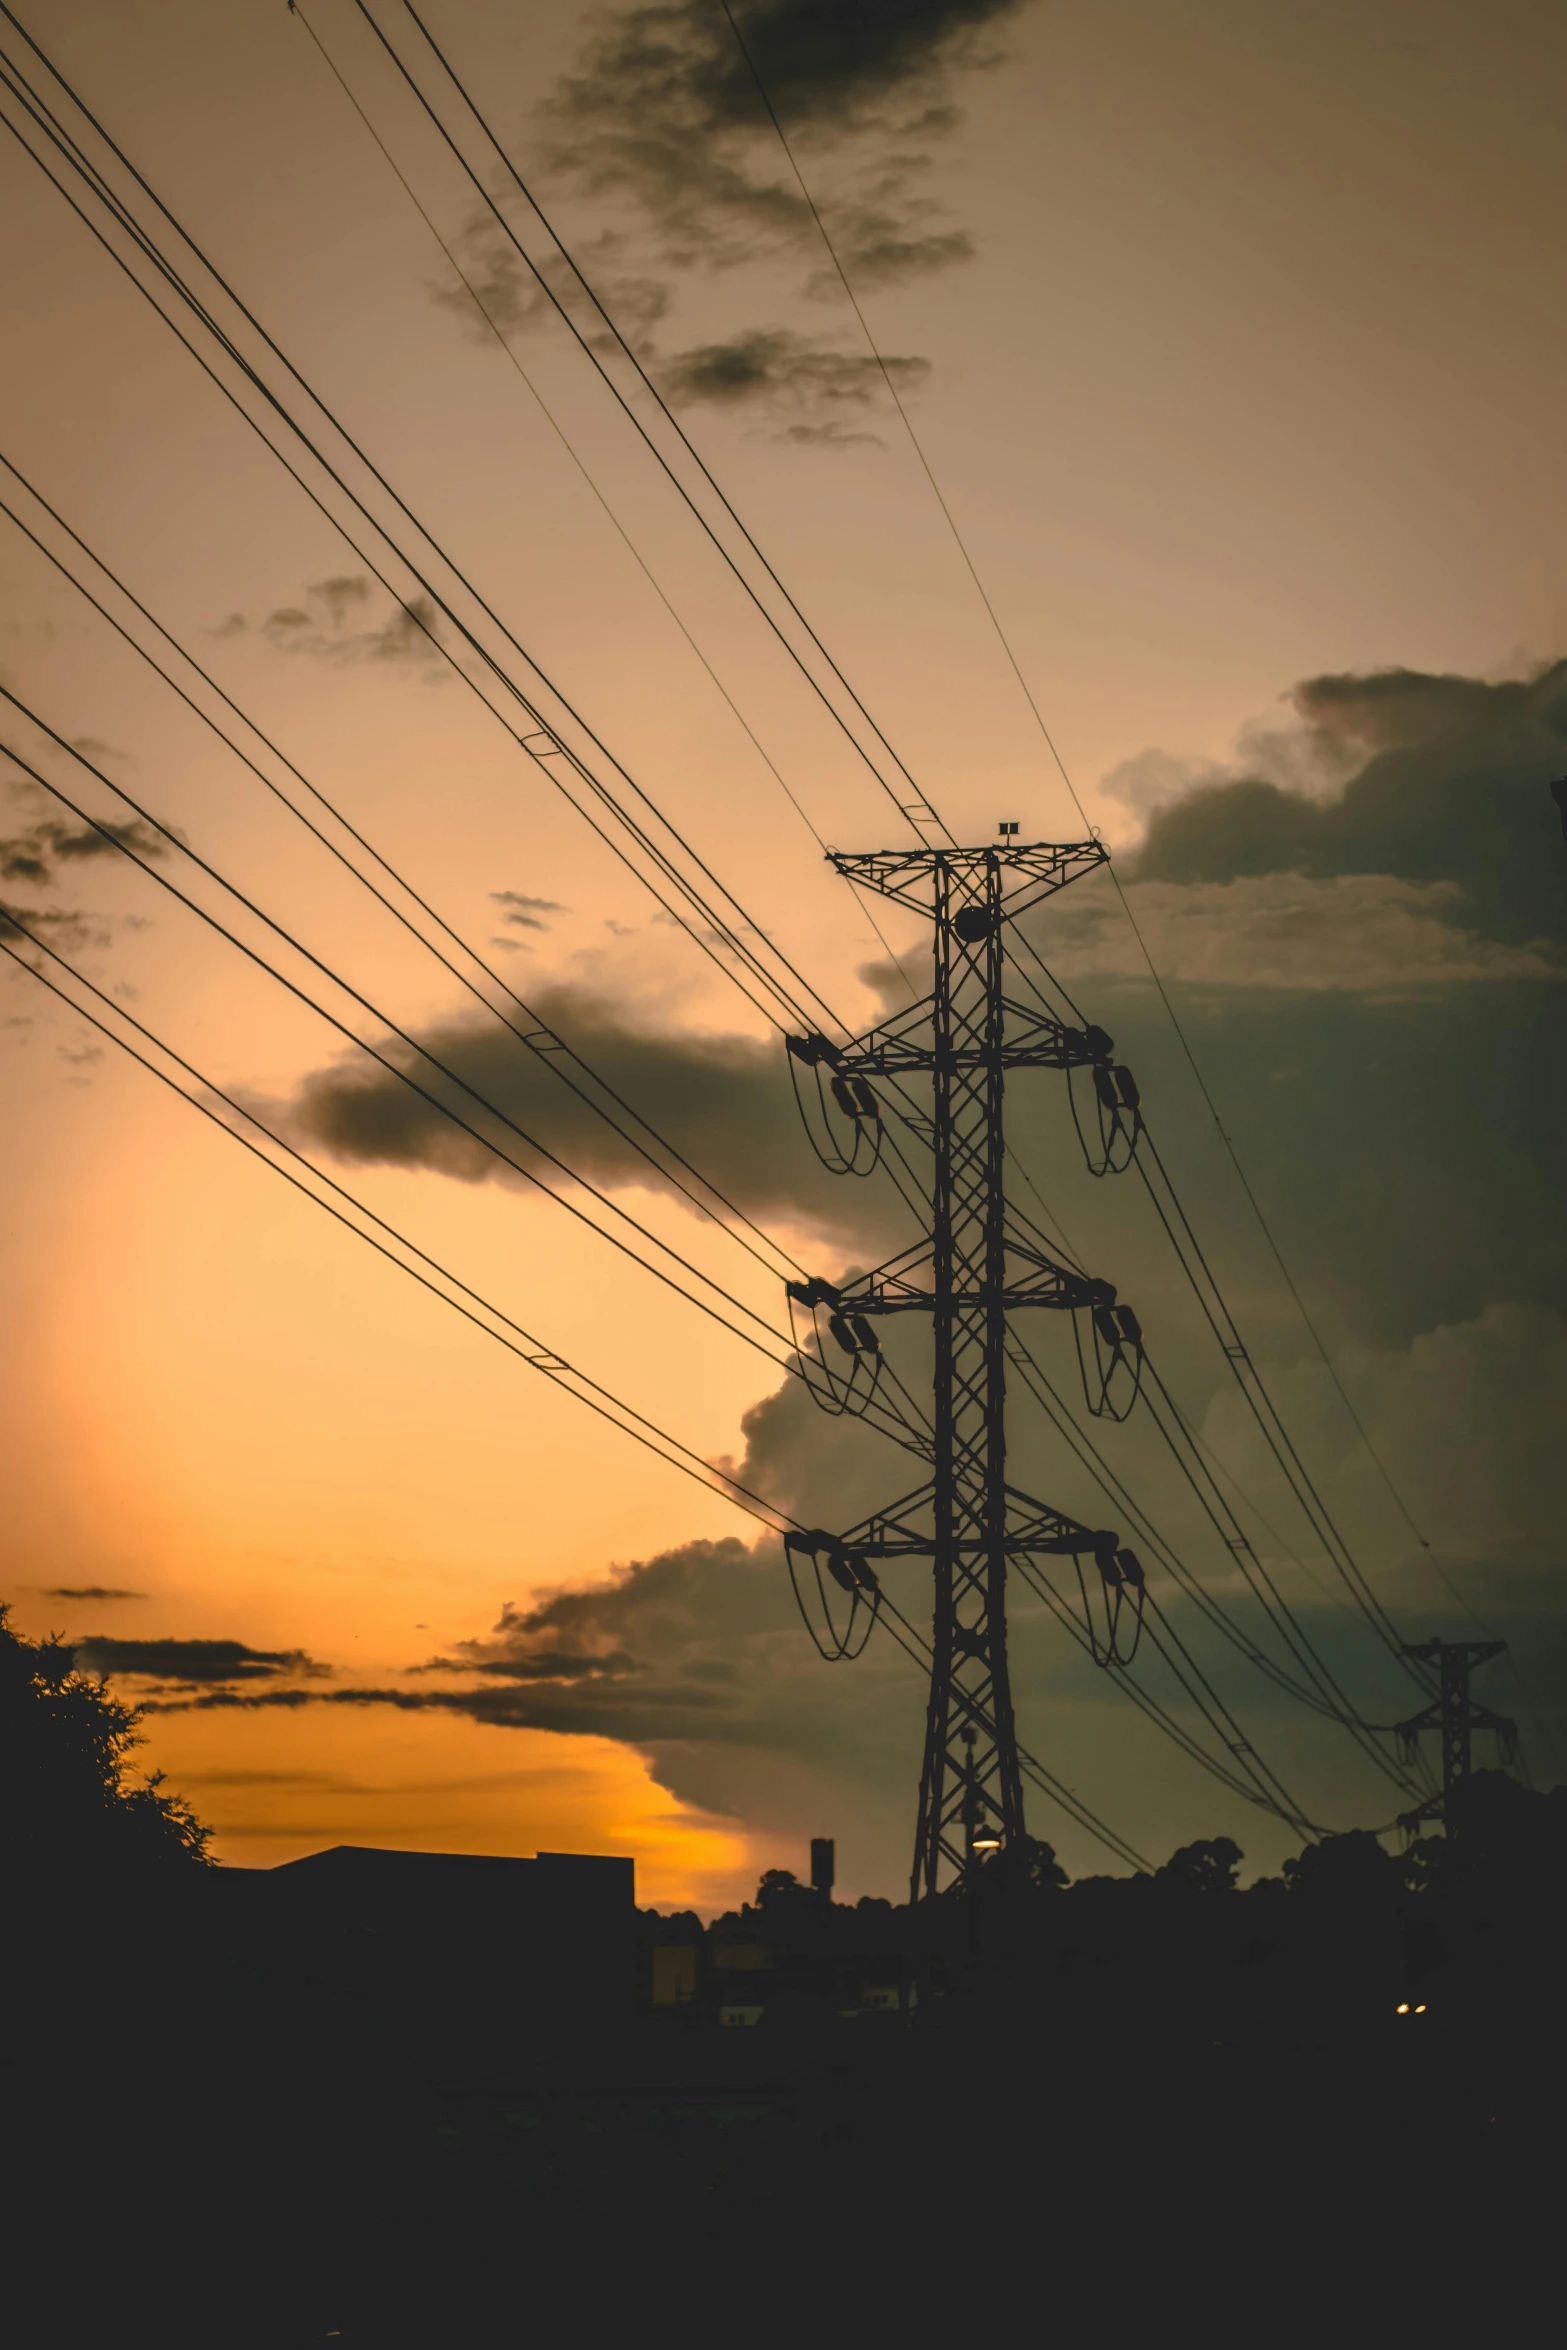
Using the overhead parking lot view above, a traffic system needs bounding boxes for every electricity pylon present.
[1395,1638,1517,1839]
[784,837,1143,1900]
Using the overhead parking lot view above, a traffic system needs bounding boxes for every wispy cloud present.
[215,576,447,674]
[491,889,569,934]
[72,1636,333,1687]
[436,0,1021,435]
[659,327,928,443]
[32,1586,145,1602]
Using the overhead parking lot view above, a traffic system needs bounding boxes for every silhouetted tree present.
[1157,1837,1242,1894]
[1402,1835,1449,1900]
[969,1834,1067,1896]
[1282,1829,1393,1903]
[0,1606,213,1875]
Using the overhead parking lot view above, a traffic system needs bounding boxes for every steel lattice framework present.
[1395,1638,1516,1839]
[786,839,1136,1899]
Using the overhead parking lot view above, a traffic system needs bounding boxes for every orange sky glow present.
[3,0,1563,1909]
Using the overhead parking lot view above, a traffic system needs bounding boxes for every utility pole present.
[1394,1639,1517,1838]
[784,837,1141,1900]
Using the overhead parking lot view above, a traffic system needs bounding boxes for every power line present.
[1,1,1487,1821]
[1007,1329,1423,1767]
[0,455,813,1289]
[0,702,934,1458]
[0,26,849,1044]
[292,0,926,1005]
[347,0,954,845]
[0,12,1033,1305]
[709,0,1482,1678]
[1132,1126,1418,1675]
[1008,1551,1316,1835]
[0,916,797,1535]
[0,900,1161,1875]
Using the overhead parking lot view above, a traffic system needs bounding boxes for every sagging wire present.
[783,1534,882,1662]
[703,0,1446,1768]
[0,920,803,1539]
[1068,1540,1147,1668]
[784,1278,885,1422]
[0,26,841,1043]
[1066,1052,1144,1177]
[0,457,813,1296]
[1000,929,1428,1713]
[1008,1328,1407,1737]
[1071,1295,1146,1423]
[1133,1124,1422,1680]
[785,1033,884,1178]
[1012,1553,1317,1835]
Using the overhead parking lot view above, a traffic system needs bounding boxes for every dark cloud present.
[438,1,1018,431]
[202,659,1567,1876]
[570,0,1025,136]
[0,814,166,889]
[265,979,896,1252]
[659,327,928,441]
[1129,661,1567,952]
[215,576,447,674]
[71,1637,333,1687]
[33,1587,146,1601]
[0,902,112,957]
[0,811,170,961]
[490,889,568,934]
[548,0,1021,225]
[123,1317,1567,1874]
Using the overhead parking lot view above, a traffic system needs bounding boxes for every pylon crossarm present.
[832,1236,1110,1317]
[828,839,1109,915]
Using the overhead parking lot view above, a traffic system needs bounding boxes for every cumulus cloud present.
[124,1293,1567,1866]
[1125,660,1567,951]
[1031,872,1563,995]
[200,657,1567,1870]
[215,576,447,674]
[1072,663,1567,996]
[263,978,898,1255]
[133,1293,1567,1873]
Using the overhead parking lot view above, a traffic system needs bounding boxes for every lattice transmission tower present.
[1395,1638,1517,1839]
[784,836,1146,1899]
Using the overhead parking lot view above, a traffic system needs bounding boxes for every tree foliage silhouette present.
[0,1605,213,1873]
[1157,1836,1243,1894]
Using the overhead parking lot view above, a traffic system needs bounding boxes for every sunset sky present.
[2,0,1563,1910]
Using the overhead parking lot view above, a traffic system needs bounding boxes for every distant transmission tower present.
[784,836,1145,1898]
[1395,1638,1517,1839]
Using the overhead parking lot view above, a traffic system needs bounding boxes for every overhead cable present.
[0,456,815,1288]
[0,19,848,1043]
[0,916,798,1536]
[0,703,936,1456]
[711,0,1471,1675]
